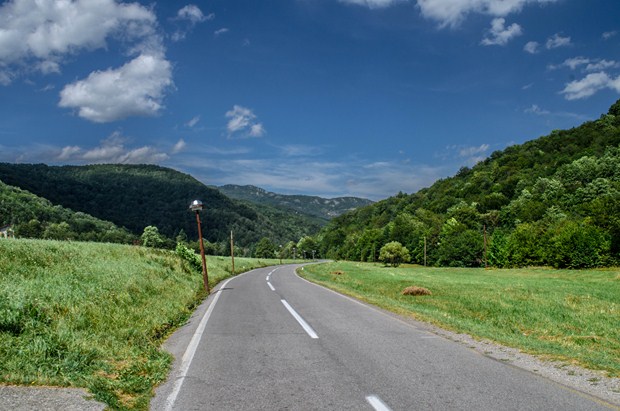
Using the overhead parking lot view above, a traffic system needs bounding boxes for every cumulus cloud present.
[549,57,618,72]
[172,139,187,154]
[417,0,557,28]
[225,105,266,138]
[546,33,571,49]
[339,0,404,8]
[561,72,620,100]
[523,41,540,54]
[177,5,209,23]
[58,54,173,123]
[481,18,522,46]
[56,133,169,164]
[0,0,156,82]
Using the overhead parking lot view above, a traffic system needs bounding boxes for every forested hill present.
[0,164,319,247]
[0,179,135,243]
[318,99,620,268]
[216,184,373,221]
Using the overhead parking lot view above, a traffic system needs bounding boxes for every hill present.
[0,164,319,248]
[318,99,620,268]
[216,184,373,221]
[0,179,134,243]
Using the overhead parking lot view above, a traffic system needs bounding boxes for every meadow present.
[299,261,620,377]
[0,238,283,410]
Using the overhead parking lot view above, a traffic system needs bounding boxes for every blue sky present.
[1,0,619,200]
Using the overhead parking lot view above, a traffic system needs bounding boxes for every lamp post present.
[189,200,209,293]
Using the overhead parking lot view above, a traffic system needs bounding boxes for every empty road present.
[152,264,616,410]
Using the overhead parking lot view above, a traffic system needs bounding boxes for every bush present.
[379,241,410,267]
[544,220,610,268]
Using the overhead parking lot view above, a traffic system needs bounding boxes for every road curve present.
[152,264,616,411]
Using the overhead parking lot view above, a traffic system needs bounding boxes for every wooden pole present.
[195,211,209,293]
[230,230,235,275]
[483,224,488,269]
[424,236,427,267]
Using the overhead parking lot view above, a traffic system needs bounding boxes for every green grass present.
[0,238,283,410]
[299,262,620,376]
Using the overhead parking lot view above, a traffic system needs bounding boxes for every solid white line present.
[366,395,392,411]
[267,281,275,291]
[281,299,319,339]
[164,275,235,411]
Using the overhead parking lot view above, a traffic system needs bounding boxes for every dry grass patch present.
[402,286,432,296]
[331,270,345,275]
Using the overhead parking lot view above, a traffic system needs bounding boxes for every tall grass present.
[300,262,620,376]
[0,238,280,410]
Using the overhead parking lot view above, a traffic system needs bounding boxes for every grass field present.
[0,238,284,410]
[299,262,620,377]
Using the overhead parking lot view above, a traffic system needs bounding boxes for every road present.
[152,264,616,411]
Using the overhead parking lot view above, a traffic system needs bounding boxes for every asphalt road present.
[152,264,616,411]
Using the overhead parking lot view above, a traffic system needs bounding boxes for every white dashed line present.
[366,395,392,411]
[267,282,275,291]
[281,299,318,339]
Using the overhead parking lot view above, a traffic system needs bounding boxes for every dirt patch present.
[402,286,432,296]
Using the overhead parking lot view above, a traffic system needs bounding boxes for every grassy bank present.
[0,238,281,410]
[299,262,620,376]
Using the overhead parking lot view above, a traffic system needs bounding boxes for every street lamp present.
[189,200,209,293]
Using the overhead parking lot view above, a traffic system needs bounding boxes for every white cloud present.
[172,139,187,154]
[56,133,169,164]
[586,60,619,72]
[602,30,617,40]
[481,18,522,46]
[546,33,571,49]
[214,28,230,37]
[524,104,550,115]
[177,5,208,23]
[186,116,200,128]
[0,0,156,82]
[560,72,620,100]
[58,53,173,123]
[523,41,539,54]
[225,105,265,138]
[416,0,557,28]
[339,0,404,8]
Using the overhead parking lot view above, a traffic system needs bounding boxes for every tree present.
[254,237,276,258]
[379,241,411,267]
[141,225,165,248]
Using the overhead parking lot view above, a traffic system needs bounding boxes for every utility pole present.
[483,224,488,269]
[424,236,427,267]
[230,230,235,275]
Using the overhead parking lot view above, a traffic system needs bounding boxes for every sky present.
[0,0,619,201]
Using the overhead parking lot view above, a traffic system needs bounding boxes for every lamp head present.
[189,199,204,212]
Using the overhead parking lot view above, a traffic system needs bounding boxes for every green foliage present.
[379,241,410,267]
[317,98,620,268]
[141,226,165,248]
[254,237,276,258]
[0,164,321,249]
[0,179,135,244]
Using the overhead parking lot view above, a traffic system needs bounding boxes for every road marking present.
[266,276,270,281]
[281,299,319,339]
[163,274,239,411]
[366,395,392,411]
[267,282,275,291]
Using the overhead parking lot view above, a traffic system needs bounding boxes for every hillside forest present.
[316,99,620,268]
[1,99,619,267]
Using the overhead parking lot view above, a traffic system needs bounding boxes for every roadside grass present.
[0,238,283,410]
[299,262,620,377]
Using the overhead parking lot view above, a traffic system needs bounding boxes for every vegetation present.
[379,241,410,267]
[0,179,135,244]
[299,262,620,376]
[216,184,373,221]
[316,99,620,268]
[0,164,321,249]
[0,238,284,410]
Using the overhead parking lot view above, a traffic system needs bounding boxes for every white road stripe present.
[366,395,392,411]
[281,299,319,339]
[164,275,236,411]
[266,276,270,281]
[267,282,275,291]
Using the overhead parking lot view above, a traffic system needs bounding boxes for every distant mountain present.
[0,164,320,247]
[215,185,374,221]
